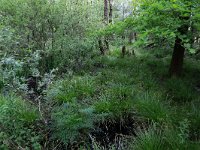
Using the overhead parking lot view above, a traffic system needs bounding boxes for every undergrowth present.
[1,55,200,149]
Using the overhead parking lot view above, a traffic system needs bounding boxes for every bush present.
[51,103,95,144]
[0,95,41,149]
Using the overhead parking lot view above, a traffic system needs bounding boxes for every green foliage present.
[165,77,197,102]
[0,95,39,123]
[0,95,41,149]
[134,92,172,123]
[47,75,96,104]
[131,122,191,150]
[0,0,199,149]
[94,92,134,120]
[0,26,19,54]
[132,127,164,150]
[0,56,23,89]
[101,0,200,53]
[52,103,95,144]
[0,0,101,74]
[187,100,200,140]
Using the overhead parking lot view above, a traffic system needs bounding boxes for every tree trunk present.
[102,0,109,53]
[108,0,113,24]
[98,39,105,55]
[169,18,189,77]
[129,32,134,44]
[134,32,137,41]
[104,0,108,24]
[122,45,126,58]
[104,38,109,51]
[169,37,185,77]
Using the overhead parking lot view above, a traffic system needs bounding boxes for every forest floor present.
[1,50,200,149]
[45,51,200,149]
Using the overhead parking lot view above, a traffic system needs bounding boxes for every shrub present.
[0,95,41,149]
[51,103,95,144]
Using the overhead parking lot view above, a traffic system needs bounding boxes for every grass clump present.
[131,121,193,150]
[165,77,197,102]
[134,91,172,123]
[94,94,134,120]
[132,127,164,150]
[187,100,200,141]
[47,75,96,104]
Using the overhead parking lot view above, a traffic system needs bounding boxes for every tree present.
[108,0,113,24]
[98,0,110,55]
[132,0,200,76]
[100,0,199,75]
[104,0,109,24]
[169,20,189,76]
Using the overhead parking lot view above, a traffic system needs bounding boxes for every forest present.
[0,0,200,149]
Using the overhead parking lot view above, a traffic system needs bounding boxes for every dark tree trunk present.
[134,32,137,41]
[108,0,113,24]
[51,27,54,49]
[104,38,109,51]
[122,35,126,57]
[98,39,105,55]
[169,37,185,77]
[122,45,126,58]
[102,0,109,53]
[169,17,189,77]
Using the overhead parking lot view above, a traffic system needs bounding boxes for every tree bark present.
[169,19,189,77]
[134,32,137,41]
[104,0,108,24]
[104,38,109,51]
[122,45,126,58]
[169,37,185,77]
[101,0,109,54]
[108,0,113,24]
[98,39,105,55]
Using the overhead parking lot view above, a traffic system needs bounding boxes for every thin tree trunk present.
[102,0,109,54]
[104,0,108,24]
[122,45,126,58]
[98,39,105,55]
[122,35,126,57]
[108,0,113,24]
[104,38,109,51]
[51,27,54,49]
[134,32,137,41]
